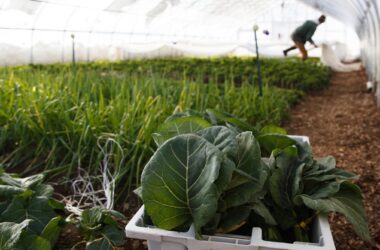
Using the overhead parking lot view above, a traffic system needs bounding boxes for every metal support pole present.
[253,24,263,97]
[71,34,76,65]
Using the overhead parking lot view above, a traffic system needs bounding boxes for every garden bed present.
[0,58,311,193]
[0,57,334,249]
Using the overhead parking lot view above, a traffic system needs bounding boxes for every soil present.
[284,69,380,250]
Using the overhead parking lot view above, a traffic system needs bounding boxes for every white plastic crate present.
[125,206,335,250]
[126,136,336,250]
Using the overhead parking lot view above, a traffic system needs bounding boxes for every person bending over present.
[283,15,326,60]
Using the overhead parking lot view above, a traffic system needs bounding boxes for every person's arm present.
[306,28,317,47]
[308,37,317,47]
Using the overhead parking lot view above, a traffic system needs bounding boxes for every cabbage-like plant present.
[0,167,64,249]
[136,112,370,243]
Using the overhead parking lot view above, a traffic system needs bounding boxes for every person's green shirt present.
[291,20,318,44]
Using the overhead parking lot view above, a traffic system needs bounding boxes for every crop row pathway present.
[284,69,380,250]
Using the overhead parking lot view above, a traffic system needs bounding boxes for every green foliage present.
[69,207,126,250]
[138,115,370,243]
[0,57,328,198]
[54,57,329,91]
[254,136,369,243]
[0,220,30,249]
[140,120,269,237]
[0,167,127,249]
[142,134,222,235]
[0,167,64,249]
[152,116,211,146]
[294,182,370,241]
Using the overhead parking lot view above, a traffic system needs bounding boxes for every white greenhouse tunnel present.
[0,0,379,102]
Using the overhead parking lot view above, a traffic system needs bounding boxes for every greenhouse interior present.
[0,0,379,249]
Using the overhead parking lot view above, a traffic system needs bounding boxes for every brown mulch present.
[284,69,380,250]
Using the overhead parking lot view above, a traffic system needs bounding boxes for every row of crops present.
[0,57,330,196]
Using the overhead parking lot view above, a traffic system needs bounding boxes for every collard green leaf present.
[0,201,7,214]
[196,126,237,194]
[18,190,34,199]
[41,216,62,246]
[24,235,51,250]
[227,168,256,189]
[214,158,235,195]
[316,156,336,169]
[0,220,30,250]
[302,180,345,199]
[223,182,259,209]
[228,132,267,190]
[81,207,103,229]
[196,126,238,159]
[101,225,124,246]
[216,132,268,211]
[48,199,65,210]
[249,200,277,226]
[292,137,313,162]
[84,224,124,249]
[235,132,262,176]
[164,112,189,122]
[153,116,211,146]
[165,110,206,122]
[257,134,297,156]
[106,210,127,220]
[260,125,287,135]
[269,146,304,209]
[304,166,357,181]
[0,185,25,196]
[33,184,54,197]
[142,134,222,235]
[103,214,117,226]
[217,206,251,233]
[0,196,56,234]
[201,213,221,235]
[205,109,255,133]
[86,238,112,250]
[223,176,267,210]
[0,173,44,189]
[295,182,370,242]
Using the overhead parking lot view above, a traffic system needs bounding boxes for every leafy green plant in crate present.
[256,138,370,242]
[134,111,370,243]
[0,166,64,249]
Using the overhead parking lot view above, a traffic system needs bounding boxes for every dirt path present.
[284,70,380,250]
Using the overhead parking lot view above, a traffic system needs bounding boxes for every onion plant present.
[0,58,325,200]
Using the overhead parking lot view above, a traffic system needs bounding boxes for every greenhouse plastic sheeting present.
[300,0,380,105]
[320,43,362,72]
[0,0,360,64]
